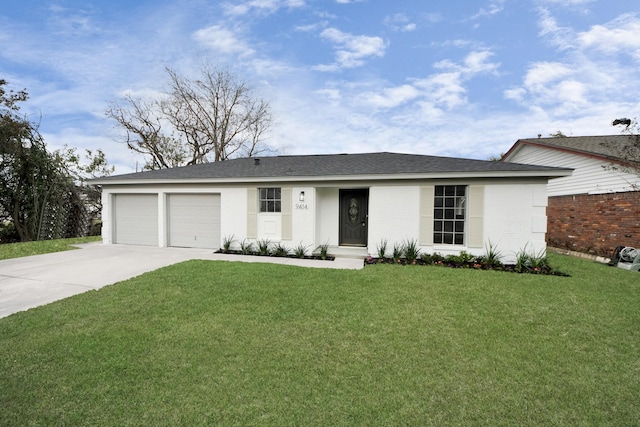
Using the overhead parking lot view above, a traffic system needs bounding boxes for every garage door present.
[167,194,221,249]
[114,194,159,246]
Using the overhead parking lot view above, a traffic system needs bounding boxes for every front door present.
[339,189,369,246]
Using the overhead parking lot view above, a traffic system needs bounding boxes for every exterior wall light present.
[299,191,305,201]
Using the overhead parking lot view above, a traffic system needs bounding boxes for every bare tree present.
[106,65,273,169]
[608,117,640,182]
[106,94,185,170]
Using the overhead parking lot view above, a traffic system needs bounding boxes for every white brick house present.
[92,152,571,263]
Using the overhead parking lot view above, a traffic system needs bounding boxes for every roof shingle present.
[95,151,570,183]
[510,135,639,163]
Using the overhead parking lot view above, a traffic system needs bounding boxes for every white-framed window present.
[259,187,281,213]
[434,185,466,245]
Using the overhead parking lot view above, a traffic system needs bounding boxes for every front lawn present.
[0,236,101,260]
[0,254,638,425]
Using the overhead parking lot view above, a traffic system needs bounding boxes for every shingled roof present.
[93,152,571,184]
[503,135,639,163]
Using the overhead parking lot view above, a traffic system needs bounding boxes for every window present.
[433,185,466,245]
[259,187,281,212]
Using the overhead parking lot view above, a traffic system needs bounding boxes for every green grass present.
[0,236,101,260]
[1,253,638,426]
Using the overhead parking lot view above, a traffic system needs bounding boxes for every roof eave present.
[504,138,630,164]
[92,169,573,186]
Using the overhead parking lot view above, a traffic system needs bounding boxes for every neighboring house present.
[502,135,640,257]
[92,152,571,264]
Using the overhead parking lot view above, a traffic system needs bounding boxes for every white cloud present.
[509,10,640,116]
[523,62,572,89]
[537,8,576,50]
[468,0,505,20]
[223,0,305,16]
[344,50,500,113]
[506,62,589,112]
[295,21,328,32]
[192,25,255,56]
[384,14,417,32]
[315,28,387,71]
[434,50,500,75]
[536,0,595,6]
[356,84,421,109]
[577,13,640,60]
[45,4,102,37]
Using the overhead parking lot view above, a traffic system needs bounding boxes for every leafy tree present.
[106,65,273,169]
[0,80,112,242]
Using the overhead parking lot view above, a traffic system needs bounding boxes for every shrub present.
[239,239,254,255]
[444,254,463,265]
[515,245,548,273]
[272,242,289,257]
[483,240,503,268]
[222,235,235,253]
[404,239,421,263]
[377,239,388,259]
[318,242,330,260]
[392,241,405,263]
[294,242,309,258]
[256,238,272,256]
[0,221,20,244]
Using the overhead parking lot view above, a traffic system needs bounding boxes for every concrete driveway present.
[0,243,363,319]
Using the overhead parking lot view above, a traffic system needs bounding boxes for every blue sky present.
[2,0,639,173]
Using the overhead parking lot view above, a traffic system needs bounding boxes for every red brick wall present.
[547,191,640,257]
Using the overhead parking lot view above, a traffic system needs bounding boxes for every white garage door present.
[167,194,221,249]
[114,194,159,246]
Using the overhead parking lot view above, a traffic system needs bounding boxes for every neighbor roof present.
[502,135,639,164]
[93,152,572,185]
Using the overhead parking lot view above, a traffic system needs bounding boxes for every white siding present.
[292,187,316,248]
[483,182,548,263]
[367,182,548,263]
[316,188,339,246]
[507,144,639,196]
[368,186,420,256]
[101,179,551,264]
[221,188,248,246]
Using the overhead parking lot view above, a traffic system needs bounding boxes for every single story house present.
[92,152,571,263]
[502,135,640,257]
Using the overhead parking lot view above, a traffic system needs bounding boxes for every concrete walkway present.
[0,243,363,319]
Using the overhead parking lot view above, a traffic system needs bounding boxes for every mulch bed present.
[364,257,570,276]
[215,249,335,261]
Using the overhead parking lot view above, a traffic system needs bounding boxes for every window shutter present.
[246,188,257,239]
[467,185,484,248]
[281,187,292,240]
[419,186,434,246]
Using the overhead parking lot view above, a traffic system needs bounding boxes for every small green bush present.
[377,239,388,259]
[256,239,272,256]
[318,242,330,260]
[222,235,236,253]
[294,242,309,258]
[239,239,254,255]
[272,242,289,257]
[392,241,404,263]
[404,239,421,263]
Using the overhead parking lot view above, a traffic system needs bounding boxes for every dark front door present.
[339,189,369,246]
